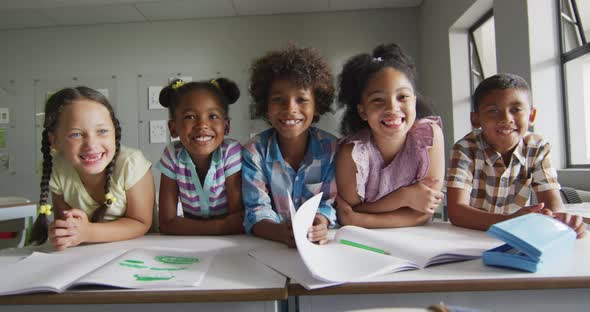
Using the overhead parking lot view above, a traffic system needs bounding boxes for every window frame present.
[559,0,590,168]
[468,9,494,100]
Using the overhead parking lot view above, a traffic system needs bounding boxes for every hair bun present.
[159,79,182,108]
[214,77,240,104]
[373,43,415,70]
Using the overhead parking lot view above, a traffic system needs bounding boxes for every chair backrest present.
[530,187,582,205]
[560,187,582,204]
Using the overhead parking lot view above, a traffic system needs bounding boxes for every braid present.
[32,86,121,244]
[30,129,53,244]
[91,113,121,222]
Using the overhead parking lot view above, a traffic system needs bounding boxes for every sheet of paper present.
[0,250,125,295]
[290,193,411,283]
[334,224,495,268]
[249,248,339,289]
[77,248,215,289]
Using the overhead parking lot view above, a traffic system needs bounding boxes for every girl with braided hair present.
[31,87,154,250]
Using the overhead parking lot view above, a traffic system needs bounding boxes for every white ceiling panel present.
[0,0,156,10]
[42,4,145,26]
[233,0,330,16]
[136,0,236,21]
[0,9,56,30]
[0,0,424,30]
[329,0,422,11]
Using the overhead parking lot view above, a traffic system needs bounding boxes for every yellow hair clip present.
[210,79,220,90]
[172,80,185,90]
[38,204,52,216]
[104,193,117,207]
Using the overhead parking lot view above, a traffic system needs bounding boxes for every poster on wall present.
[0,128,6,149]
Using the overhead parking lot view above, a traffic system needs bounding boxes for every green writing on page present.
[150,267,188,271]
[339,239,390,255]
[155,255,200,265]
[133,273,175,282]
[124,259,144,264]
[119,259,148,269]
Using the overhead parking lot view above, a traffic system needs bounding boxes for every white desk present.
[0,234,288,312]
[566,202,590,223]
[288,223,590,312]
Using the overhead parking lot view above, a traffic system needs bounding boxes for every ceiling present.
[0,0,422,30]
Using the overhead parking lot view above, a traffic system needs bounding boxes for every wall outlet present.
[149,120,168,144]
[148,86,164,110]
[0,108,9,124]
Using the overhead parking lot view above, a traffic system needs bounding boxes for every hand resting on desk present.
[48,209,89,251]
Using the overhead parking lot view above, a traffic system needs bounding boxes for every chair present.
[530,186,583,205]
[560,187,582,204]
[0,197,36,248]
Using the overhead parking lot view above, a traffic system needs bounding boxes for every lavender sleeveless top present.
[343,116,442,202]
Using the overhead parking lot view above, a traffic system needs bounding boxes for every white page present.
[249,248,340,289]
[0,250,124,295]
[333,224,496,268]
[75,248,215,289]
[251,194,501,288]
[291,193,414,283]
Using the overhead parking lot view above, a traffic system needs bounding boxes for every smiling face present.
[266,79,317,142]
[357,67,416,141]
[169,89,227,164]
[49,99,116,177]
[471,88,536,157]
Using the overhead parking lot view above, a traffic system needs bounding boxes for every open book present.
[0,247,215,296]
[250,193,500,289]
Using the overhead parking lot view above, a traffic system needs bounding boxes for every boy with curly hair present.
[243,44,338,247]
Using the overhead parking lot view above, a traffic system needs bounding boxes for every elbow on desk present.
[158,219,176,235]
[446,204,466,228]
[446,204,490,232]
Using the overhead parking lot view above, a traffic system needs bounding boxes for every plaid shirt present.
[242,127,338,234]
[446,129,560,214]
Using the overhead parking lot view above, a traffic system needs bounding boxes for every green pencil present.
[339,239,391,255]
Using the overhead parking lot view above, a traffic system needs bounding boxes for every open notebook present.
[250,193,500,289]
[0,247,215,296]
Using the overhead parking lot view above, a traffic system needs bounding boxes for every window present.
[468,10,497,98]
[560,0,590,167]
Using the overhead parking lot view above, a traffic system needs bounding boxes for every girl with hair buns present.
[335,43,445,228]
[155,78,244,235]
[31,87,154,250]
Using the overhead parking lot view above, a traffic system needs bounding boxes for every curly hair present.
[30,87,121,245]
[337,43,433,136]
[159,77,240,119]
[249,44,335,122]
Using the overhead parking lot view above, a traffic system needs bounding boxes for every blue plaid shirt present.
[242,127,338,233]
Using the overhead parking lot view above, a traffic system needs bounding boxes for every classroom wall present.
[0,8,420,200]
[418,0,478,161]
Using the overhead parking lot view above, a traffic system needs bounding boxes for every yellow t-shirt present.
[49,146,152,221]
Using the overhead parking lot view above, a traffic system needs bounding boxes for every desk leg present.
[279,299,289,312]
[278,296,300,312]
